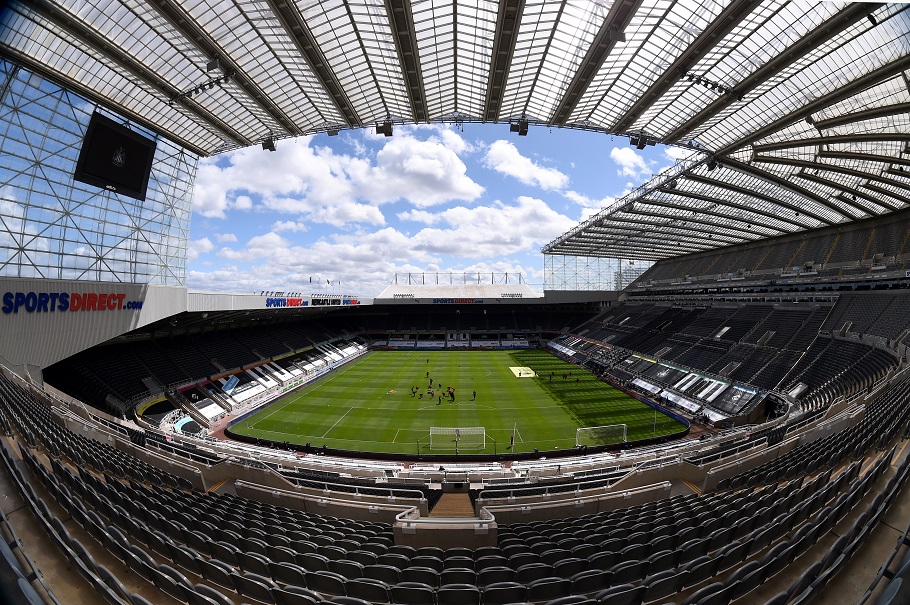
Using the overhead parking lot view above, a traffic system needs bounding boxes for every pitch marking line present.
[248,427,394,445]
[393,429,401,443]
[321,407,353,438]
[246,357,368,430]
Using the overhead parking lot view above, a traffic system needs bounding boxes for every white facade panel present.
[0,278,186,369]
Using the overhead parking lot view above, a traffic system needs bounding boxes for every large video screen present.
[74,112,156,201]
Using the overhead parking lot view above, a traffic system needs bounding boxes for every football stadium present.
[1,2,910,605]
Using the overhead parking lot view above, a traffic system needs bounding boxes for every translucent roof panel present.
[1,0,906,261]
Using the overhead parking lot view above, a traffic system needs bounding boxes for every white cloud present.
[434,129,472,154]
[483,140,569,190]
[187,237,214,262]
[664,146,702,162]
[192,196,574,296]
[396,209,437,224]
[215,233,238,243]
[609,147,652,178]
[272,220,308,233]
[360,135,484,207]
[563,190,615,211]
[218,232,289,261]
[193,134,483,223]
[386,196,577,259]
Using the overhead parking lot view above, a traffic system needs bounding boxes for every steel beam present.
[483,0,525,122]
[549,0,643,125]
[666,3,876,144]
[612,0,759,134]
[385,0,428,123]
[150,0,302,136]
[717,53,910,155]
[264,0,360,128]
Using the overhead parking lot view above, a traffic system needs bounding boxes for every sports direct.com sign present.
[1,291,144,314]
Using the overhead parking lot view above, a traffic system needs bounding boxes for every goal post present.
[429,427,486,450]
[575,424,627,447]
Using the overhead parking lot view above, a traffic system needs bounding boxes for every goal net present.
[429,427,486,450]
[576,424,627,447]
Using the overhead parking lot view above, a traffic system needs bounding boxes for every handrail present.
[394,505,496,526]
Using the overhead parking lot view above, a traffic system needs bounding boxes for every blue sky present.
[187,124,693,296]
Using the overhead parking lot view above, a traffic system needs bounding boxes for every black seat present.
[527,577,572,602]
[481,581,527,605]
[389,581,435,605]
[436,583,481,605]
[345,578,390,603]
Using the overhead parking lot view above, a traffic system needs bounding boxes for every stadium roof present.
[1,1,908,262]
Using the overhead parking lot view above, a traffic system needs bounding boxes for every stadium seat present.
[379,553,411,570]
[238,550,273,576]
[475,556,509,571]
[345,578,391,603]
[481,581,527,605]
[307,570,348,596]
[443,556,474,570]
[553,557,587,578]
[596,584,645,605]
[195,584,237,605]
[680,582,724,605]
[440,568,475,586]
[760,592,789,605]
[200,558,236,589]
[527,576,572,601]
[477,567,514,586]
[416,547,445,559]
[330,559,365,580]
[568,568,609,593]
[515,562,553,584]
[608,560,650,586]
[642,570,687,603]
[389,581,435,605]
[274,586,325,605]
[270,561,308,586]
[347,551,379,567]
[130,594,155,605]
[328,596,370,605]
[363,565,401,584]
[96,564,131,602]
[300,553,331,572]
[682,556,721,587]
[400,566,439,587]
[127,544,159,585]
[436,583,481,605]
[646,550,681,576]
[231,571,280,602]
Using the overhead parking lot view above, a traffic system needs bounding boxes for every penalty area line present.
[321,407,353,438]
[393,429,401,443]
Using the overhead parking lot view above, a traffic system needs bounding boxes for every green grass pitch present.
[229,350,686,455]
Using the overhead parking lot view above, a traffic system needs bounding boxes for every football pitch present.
[229,350,686,455]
